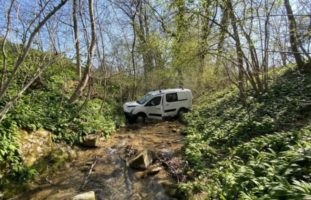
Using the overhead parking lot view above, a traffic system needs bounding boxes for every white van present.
[123,88,192,123]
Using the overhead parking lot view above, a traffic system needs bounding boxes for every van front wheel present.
[136,114,146,124]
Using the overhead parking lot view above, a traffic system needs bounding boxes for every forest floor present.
[11,121,186,200]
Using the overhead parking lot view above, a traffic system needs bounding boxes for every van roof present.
[148,88,191,95]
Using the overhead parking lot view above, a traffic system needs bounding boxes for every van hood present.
[123,101,141,113]
[124,101,140,107]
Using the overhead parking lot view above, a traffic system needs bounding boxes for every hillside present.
[180,67,311,199]
[0,45,121,192]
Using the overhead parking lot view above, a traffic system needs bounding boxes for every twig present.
[80,156,98,190]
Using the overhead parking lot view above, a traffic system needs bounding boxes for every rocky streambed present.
[11,121,187,200]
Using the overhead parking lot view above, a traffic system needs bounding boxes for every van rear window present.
[166,93,178,102]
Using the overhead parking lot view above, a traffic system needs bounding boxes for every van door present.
[145,96,163,119]
[163,93,179,117]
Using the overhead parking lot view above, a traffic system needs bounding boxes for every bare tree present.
[73,0,82,79]
[172,0,187,87]
[226,0,246,99]
[0,0,15,90]
[70,0,96,103]
[0,0,69,100]
[284,0,310,72]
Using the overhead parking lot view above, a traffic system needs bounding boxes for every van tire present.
[177,108,187,121]
[136,113,146,124]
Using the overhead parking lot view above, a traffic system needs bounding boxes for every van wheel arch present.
[135,112,147,123]
[177,107,188,118]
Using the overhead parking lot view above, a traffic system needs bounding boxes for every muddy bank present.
[11,121,186,200]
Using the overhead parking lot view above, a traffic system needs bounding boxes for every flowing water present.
[12,121,185,200]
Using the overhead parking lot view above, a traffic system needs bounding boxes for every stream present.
[12,121,186,200]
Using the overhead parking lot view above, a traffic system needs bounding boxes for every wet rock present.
[128,150,155,170]
[171,128,179,133]
[82,135,100,147]
[72,191,96,200]
[147,167,162,176]
[134,171,145,179]
[146,164,163,176]
[133,164,163,179]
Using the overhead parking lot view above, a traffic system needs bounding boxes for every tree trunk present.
[227,0,246,99]
[173,0,186,88]
[0,0,15,91]
[70,0,96,103]
[217,6,229,65]
[131,16,137,99]
[197,0,211,89]
[73,0,82,79]
[137,0,153,90]
[284,0,305,71]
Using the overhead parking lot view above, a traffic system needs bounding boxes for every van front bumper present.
[125,111,137,119]
[124,112,136,123]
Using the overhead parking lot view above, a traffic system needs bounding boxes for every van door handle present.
[165,104,169,106]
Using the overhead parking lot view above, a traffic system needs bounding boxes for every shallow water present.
[12,121,185,200]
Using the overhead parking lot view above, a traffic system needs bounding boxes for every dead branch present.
[80,156,98,190]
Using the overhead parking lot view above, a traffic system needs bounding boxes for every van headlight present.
[124,106,134,113]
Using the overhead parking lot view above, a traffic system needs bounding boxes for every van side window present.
[166,93,178,102]
[146,96,162,106]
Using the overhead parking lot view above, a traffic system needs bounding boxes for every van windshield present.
[137,93,153,104]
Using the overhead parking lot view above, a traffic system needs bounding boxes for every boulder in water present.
[72,191,96,200]
[146,166,163,176]
[128,150,155,170]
